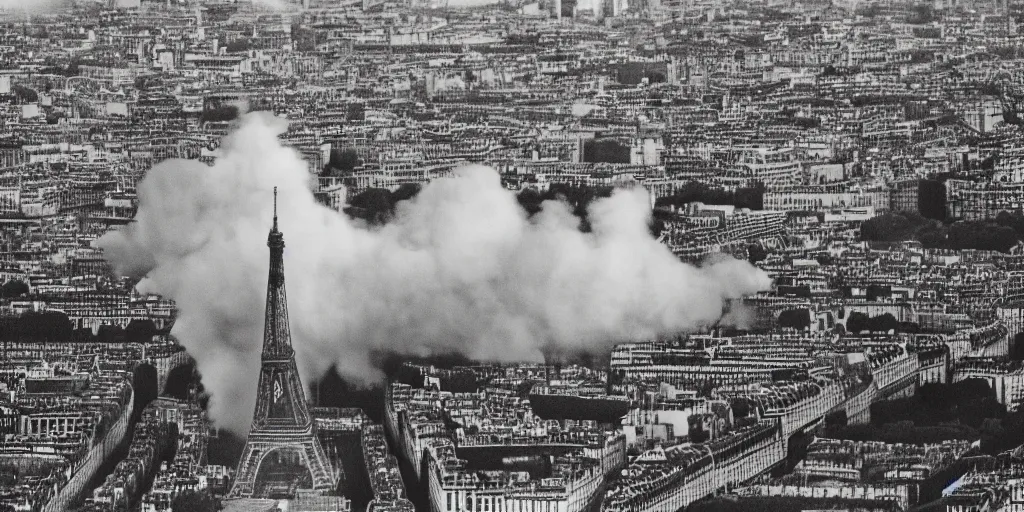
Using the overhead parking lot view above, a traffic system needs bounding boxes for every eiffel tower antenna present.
[273,186,278,231]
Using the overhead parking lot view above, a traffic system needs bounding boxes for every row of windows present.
[443,490,566,512]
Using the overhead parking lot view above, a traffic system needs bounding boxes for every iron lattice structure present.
[229,190,339,499]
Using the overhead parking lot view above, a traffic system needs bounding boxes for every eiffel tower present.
[229,188,339,499]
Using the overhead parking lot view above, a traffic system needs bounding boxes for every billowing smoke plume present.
[98,113,771,434]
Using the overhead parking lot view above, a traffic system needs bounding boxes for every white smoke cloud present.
[97,113,772,434]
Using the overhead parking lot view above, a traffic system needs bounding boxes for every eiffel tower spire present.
[264,186,291,359]
[228,189,339,499]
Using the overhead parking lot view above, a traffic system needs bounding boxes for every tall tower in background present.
[229,189,339,500]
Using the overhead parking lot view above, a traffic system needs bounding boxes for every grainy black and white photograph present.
[3,1,1024,512]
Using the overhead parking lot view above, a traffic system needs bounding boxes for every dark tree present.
[200,104,239,123]
[995,407,1024,453]
[517,188,544,216]
[534,183,614,232]
[980,418,1006,454]
[688,417,710,443]
[45,111,65,124]
[650,218,665,238]
[328,147,361,174]
[206,430,246,467]
[73,327,96,343]
[860,212,931,242]
[868,313,899,333]
[582,138,630,164]
[11,84,37,103]
[348,188,394,225]
[126,319,158,343]
[392,183,422,203]
[747,244,767,264]
[778,309,811,331]
[17,311,72,342]
[866,285,891,301]
[164,361,196,401]
[0,280,28,298]
[731,400,750,418]
[846,312,870,334]
[917,223,948,248]
[825,410,848,427]
[656,182,763,210]
[97,324,126,343]
[897,321,921,334]
[440,369,478,393]
[947,221,1019,252]
[172,490,219,512]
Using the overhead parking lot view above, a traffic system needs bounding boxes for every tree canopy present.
[346,187,396,225]
[326,147,361,174]
[126,319,158,343]
[345,183,659,237]
[747,244,767,264]
[172,490,218,512]
[846,312,869,334]
[825,380,1001,448]
[0,280,28,298]
[778,309,811,331]
[861,211,1024,252]
[582,138,630,164]
[12,311,73,342]
[844,312,900,334]
[11,84,37,103]
[200,104,239,123]
[654,182,764,210]
[516,183,615,233]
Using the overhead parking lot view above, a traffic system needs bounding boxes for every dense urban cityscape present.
[9,0,1024,511]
